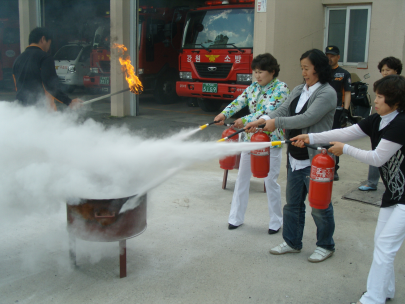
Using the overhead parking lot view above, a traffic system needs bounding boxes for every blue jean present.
[367,165,380,189]
[282,163,335,251]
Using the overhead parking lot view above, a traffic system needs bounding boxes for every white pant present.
[228,148,282,230]
[360,204,405,304]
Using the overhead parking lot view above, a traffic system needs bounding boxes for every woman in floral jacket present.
[214,53,289,234]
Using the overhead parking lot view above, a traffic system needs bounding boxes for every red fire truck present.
[0,19,20,89]
[83,7,187,103]
[176,0,254,112]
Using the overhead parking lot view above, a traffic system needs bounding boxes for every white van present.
[54,43,91,93]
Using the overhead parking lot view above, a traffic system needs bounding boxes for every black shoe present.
[334,171,339,181]
[228,223,240,230]
[268,228,280,234]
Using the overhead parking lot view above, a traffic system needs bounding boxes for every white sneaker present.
[308,247,334,263]
[269,241,301,255]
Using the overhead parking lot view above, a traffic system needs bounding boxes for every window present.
[324,5,371,66]
[54,45,82,61]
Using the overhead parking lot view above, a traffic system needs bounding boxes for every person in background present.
[12,27,82,109]
[214,53,289,234]
[245,49,337,263]
[359,56,403,191]
[291,75,405,304]
[325,45,351,181]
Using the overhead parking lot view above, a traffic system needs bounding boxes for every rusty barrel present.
[66,194,147,242]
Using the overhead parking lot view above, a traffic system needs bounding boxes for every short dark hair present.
[373,75,405,111]
[251,53,280,78]
[377,57,402,75]
[29,27,52,45]
[300,49,332,84]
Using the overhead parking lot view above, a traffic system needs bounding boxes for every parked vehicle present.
[83,6,187,103]
[176,0,255,112]
[0,18,20,89]
[349,73,372,125]
[54,43,91,93]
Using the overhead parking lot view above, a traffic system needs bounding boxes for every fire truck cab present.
[176,0,254,112]
[83,7,187,104]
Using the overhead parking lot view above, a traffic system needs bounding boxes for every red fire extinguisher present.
[250,130,270,178]
[219,126,239,170]
[308,148,335,209]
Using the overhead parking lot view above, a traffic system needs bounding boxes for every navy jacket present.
[13,45,72,106]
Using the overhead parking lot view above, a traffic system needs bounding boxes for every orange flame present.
[112,43,143,94]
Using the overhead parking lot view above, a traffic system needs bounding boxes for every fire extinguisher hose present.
[217,124,265,142]
[199,121,221,130]
[270,140,332,150]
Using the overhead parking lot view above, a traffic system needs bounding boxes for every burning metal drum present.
[66,194,147,242]
[66,194,147,278]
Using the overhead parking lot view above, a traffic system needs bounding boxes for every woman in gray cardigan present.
[246,49,337,263]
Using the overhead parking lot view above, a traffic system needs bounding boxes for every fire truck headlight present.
[90,67,99,74]
[68,65,76,73]
[237,74,252,84]
[180,72,192,80]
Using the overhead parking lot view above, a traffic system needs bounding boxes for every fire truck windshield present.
[182,8,254,49]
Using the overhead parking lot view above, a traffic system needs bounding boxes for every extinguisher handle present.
[257,124,266,128]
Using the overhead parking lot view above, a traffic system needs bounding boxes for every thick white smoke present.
[0,101,271,222]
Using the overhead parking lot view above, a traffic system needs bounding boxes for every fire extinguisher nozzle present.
[199,124,208,130]
[217,138,226,142]
[270,141,283,146]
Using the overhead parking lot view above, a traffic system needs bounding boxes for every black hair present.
[251,53,280,78]
[373,75,405,111]
[300,49,332,84]
[377,57,402,75]
[29,27,52,45]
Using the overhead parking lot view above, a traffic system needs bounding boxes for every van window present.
[54,45,82,61]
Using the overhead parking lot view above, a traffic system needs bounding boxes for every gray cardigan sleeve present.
[273,85,336,130]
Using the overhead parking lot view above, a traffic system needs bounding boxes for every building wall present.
[273,0,324,89]
[255,0,405,105]
[322,0,405,105]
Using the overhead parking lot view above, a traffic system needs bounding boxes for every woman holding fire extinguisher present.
[292,75,405,304]
[245,49,337,263]
[214,53,289,234]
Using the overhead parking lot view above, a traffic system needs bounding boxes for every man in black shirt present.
[12,27,81,109]
[325,45,351,180]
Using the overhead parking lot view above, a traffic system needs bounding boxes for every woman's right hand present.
[245,119,264,133]
[214,113,226,125]
[290,134,310,148]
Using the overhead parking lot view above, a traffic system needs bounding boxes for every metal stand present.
[222,170,229,189]
[119,240,127,278]
[68,235,127,278]
[222,169,266,192]
[69,233,76,267]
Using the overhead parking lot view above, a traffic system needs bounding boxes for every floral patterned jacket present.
[221,78,289,145]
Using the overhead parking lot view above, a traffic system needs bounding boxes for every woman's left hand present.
[263,119,276,132]
[233,118,244,129]
[328,142,345,156]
